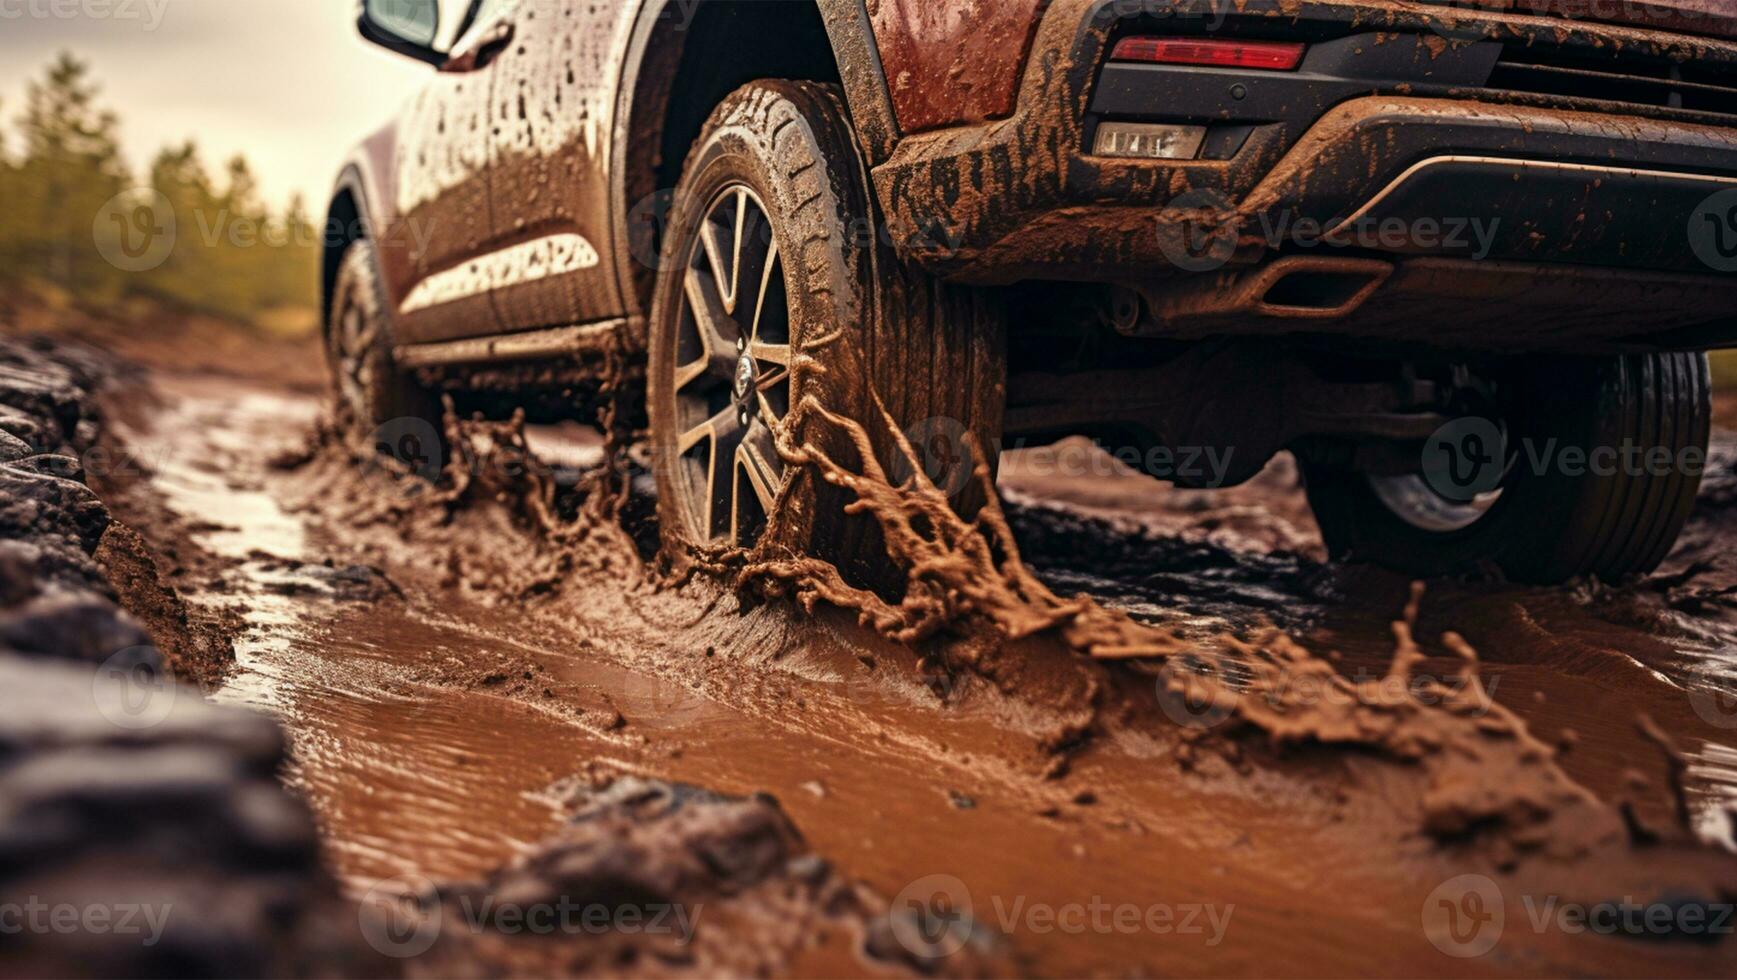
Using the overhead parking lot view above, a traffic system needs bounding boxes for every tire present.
[325,239,448,479]
[647,81,1005,583]
[1303,353,1711,584]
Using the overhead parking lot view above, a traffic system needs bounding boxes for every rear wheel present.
[1303,353,1710,583]
[647,81,1005,581]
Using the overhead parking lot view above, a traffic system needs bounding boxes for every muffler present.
[1127,256,1394,337]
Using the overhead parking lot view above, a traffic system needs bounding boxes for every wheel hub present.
[733,348,757,422]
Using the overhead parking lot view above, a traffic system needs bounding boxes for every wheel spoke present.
[680,266,740,391]
[748,242,782,344]
[750,342,791,367]
[737,420,782,516]
[698,186,751,314]
[678,404,741,455]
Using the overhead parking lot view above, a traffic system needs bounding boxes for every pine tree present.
[14,52,129,296]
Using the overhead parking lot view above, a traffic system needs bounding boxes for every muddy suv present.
[330,0,1737,584]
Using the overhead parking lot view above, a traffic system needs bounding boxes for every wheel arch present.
[609,0,898,322]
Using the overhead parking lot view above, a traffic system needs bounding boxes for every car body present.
[330,0,1737,583]
[332,0,1737,352]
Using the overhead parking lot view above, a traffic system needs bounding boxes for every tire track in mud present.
[114,370,1737,976]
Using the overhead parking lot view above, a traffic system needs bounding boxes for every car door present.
[485,0,638,331]
[388,0,518,344]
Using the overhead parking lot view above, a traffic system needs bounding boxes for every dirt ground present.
[74,333,1737,977]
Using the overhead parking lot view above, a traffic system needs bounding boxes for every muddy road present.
[91,359,1737,977]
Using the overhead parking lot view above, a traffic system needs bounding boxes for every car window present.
[451,0,514,50]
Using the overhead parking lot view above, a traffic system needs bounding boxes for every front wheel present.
[325,239,448,480]
[1303,353,1711,583]
[646,80,1005,582]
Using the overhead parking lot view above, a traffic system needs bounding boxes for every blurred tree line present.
[0,53,319,328]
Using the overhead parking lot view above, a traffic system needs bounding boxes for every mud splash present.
[107,361,1737,975]
[732,396,1649,857]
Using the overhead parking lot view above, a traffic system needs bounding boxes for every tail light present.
[1110,37,1307,72]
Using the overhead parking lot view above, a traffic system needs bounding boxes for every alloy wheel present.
[669,184,793,548]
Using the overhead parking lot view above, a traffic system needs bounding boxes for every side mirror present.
[358,0,446,67]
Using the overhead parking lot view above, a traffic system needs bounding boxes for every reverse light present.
[1110,37,1307,72]
[1092,122,1207,161]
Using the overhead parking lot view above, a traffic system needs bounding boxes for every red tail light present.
[1110,38,1307,72]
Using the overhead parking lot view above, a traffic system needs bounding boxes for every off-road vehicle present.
[331,0,1737,583]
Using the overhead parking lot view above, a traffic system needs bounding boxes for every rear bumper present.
[871,0,1737,339]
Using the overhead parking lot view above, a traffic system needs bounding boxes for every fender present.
[322,124,400,329]
[607,0,900,319]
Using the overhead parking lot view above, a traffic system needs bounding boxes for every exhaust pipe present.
[1129,256,1394,336]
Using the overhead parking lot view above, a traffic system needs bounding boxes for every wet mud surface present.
[88,359,1737,976]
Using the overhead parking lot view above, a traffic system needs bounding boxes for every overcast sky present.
[0,0,438,210]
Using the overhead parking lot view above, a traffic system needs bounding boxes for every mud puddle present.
[107,371,1737,976]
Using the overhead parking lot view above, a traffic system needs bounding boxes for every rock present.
[0,339,382,978]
